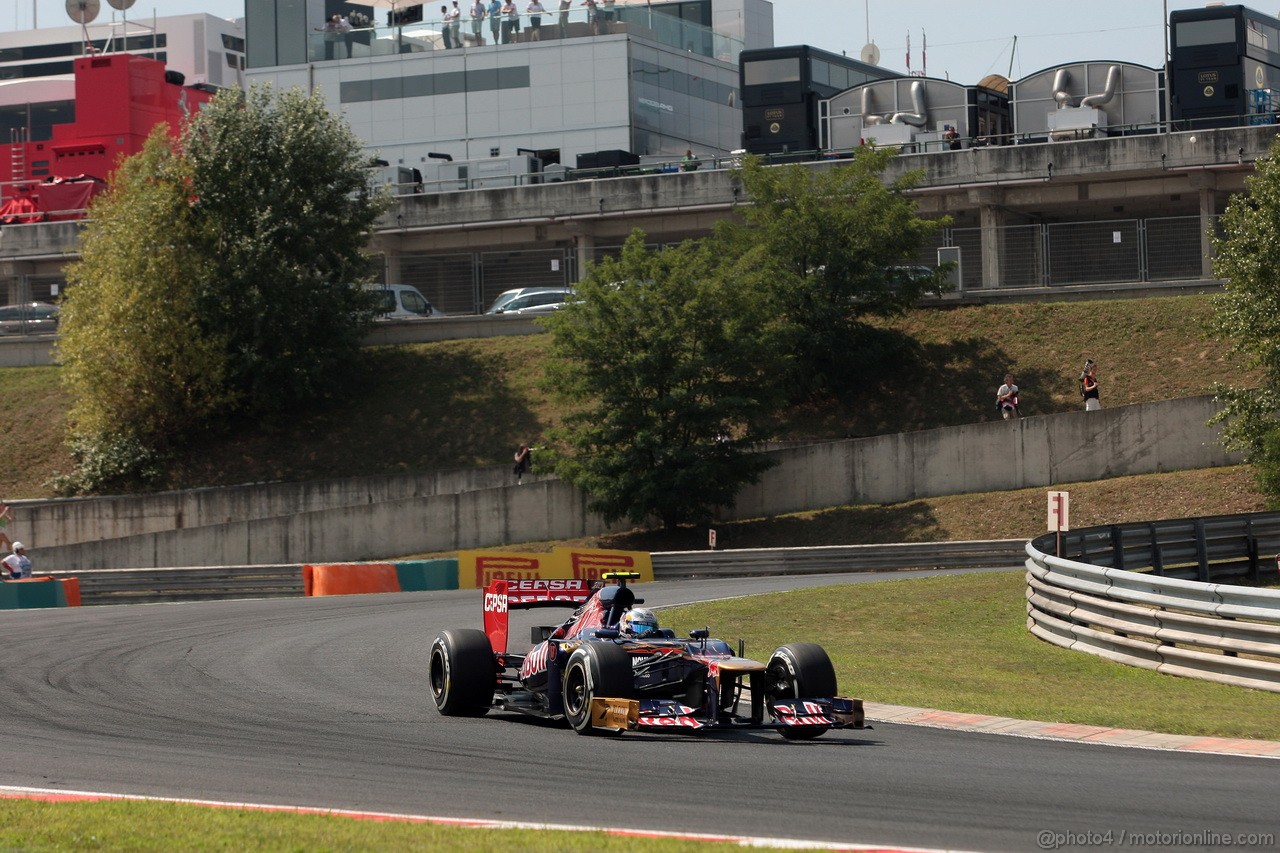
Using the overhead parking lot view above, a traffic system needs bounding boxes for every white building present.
[244,0,773,179]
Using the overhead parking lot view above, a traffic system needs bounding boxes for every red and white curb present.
[0,784,968,852]
[865,703,1280,759]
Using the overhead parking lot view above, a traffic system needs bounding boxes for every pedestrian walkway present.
[866,702,1280,758]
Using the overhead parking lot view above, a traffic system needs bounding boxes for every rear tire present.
[562,642,634,735]
[429,628,495,716]
[767,642,837,740]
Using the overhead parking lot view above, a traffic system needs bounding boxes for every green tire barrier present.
[394,559,458,591]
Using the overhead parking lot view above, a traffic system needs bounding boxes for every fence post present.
[1194,518,1209,582]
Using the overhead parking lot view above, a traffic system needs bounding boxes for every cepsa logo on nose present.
[483,591,508,613]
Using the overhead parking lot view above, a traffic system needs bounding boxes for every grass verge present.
[0,800,834,852]
[664,570,1280,741]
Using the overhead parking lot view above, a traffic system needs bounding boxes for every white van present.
[365,284,438,319]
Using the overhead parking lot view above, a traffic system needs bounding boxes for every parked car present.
[364,284,438,319]
[0,301,59,335]
[486,287,575,316]
[485,286,572,315]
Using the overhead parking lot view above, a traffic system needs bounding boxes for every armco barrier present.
[38,542,1025,606]
[44,565,307,606]
[1025,512,1280,693]
[651,540,1026,577]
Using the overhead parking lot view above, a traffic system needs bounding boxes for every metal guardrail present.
[45,565,304,606]
[1025,512,1280,694]
[40,540,1026,606]
[652,540,1026,578]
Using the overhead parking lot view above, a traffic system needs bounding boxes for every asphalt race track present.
[0,571,1275,852]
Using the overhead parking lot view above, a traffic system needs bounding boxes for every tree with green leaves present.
[56,84,387,492]
[59,134,233,491]
[181,84,388,415]
[725,150,949,394]
[542,231,786,529]
[1211,137,1280,503]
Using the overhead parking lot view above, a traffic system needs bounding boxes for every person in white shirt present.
[996,373,1019,420]
[527,0,545,39]
[448,1,463,48]
[439,4,454,48]
[3,542,31,580]
[470,0,486,44]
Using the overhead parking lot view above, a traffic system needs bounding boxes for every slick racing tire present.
[562,642,634,735]
[766,642,838,741]
[429,628,495,716]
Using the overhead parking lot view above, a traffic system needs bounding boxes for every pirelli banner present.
[457,547,654,590]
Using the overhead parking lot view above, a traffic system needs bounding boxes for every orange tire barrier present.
[303,563,401,597]
[60,577,81,607]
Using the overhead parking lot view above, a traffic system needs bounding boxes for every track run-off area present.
[0,571,1275,852]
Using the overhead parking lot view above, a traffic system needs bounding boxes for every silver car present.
[486,288,576,316]
[0,301,59,336]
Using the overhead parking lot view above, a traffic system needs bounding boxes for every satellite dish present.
[106,0,136,9]
[860,42,881,66]
[66,0,100,24]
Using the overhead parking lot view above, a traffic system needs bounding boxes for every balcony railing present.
[308,8,741,64]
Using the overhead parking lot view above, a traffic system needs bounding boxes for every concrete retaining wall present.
[16,395,1239,571]
[32,479,626,571]
[13,465,537,548]
[731,395,1235,518]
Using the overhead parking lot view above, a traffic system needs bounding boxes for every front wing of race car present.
[588,696,865,733]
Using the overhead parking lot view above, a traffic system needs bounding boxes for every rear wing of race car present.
[483,578,596,655]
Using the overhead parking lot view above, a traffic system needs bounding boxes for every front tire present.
[562,642,634,735]
[767,642,837,740]
[429,628,495,716]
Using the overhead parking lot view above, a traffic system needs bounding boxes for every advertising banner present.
[457,547,653,589]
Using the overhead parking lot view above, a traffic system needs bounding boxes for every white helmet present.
[619,607,659,637]
[11,542,22,552]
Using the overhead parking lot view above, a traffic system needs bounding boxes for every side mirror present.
[689,628,709,640]
[596,627,621,639]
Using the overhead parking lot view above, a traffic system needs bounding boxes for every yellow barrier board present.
[457,548,653,589]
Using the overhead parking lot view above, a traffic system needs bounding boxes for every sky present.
[0,0,1264,84]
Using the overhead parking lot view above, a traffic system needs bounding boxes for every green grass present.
[0,800,834,852]
[664,571,1280,741]
[0,293,1252,498]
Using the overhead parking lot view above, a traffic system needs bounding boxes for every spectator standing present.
[600,0,615,26]
[1080,360,1101,411]
[501,0,518,42]
[581,0,599,33]
[0,500,12,552]
[996,373,1020,420]
[681,149,701,171]
[448,1,464,47]
[470,0,486,44]
[439,5,454,48]
[513,443,533,484]
[943,125,960,150]
[558,0,571,35]
[320,14,351,60]
[488,0,503,44]
[3,541,31,580]
[527,0,545,39]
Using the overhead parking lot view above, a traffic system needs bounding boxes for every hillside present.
[0,293,1255,500]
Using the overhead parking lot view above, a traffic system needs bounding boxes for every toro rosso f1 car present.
[428,572,865,737]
